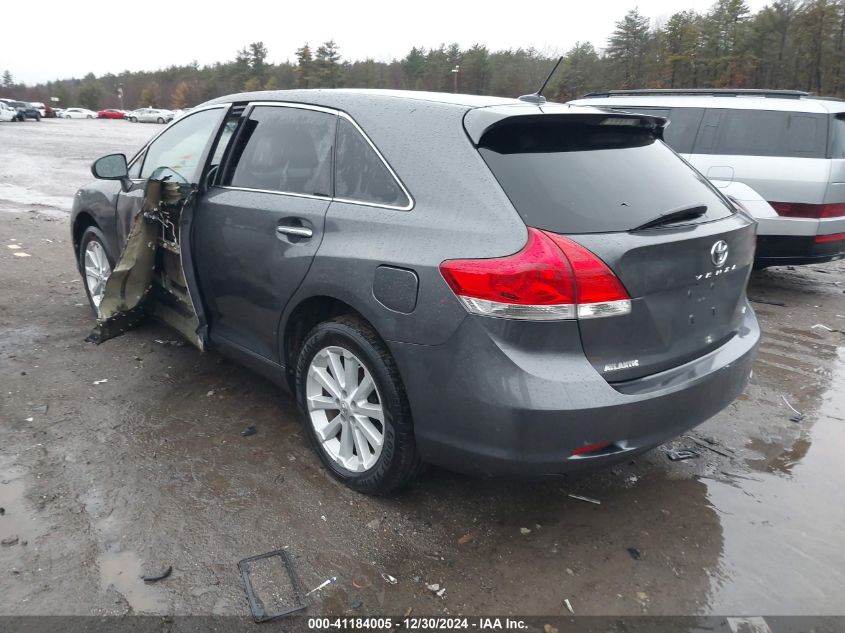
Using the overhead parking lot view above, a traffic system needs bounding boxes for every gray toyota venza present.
[71,89,760,494]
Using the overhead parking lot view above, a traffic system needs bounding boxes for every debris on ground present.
[350,600,363,609]
[626,547,642,560]
[667,449,699,461]
[141,565,172,583]
[366,519,380,530]
[381,573,398,585]
[351,575,371,589]
[92,379,108,385]
[564,598,575,614]
[457,532,474,544]
[206,390,215,397]
[748,297,786,307]
[24,417,33,423]
[1,535,19,546]
[520,527,531,535]
[568,494,601,505]
[306,576,337,596]
[30,404,48,414]
[685,436,733,457]
[544,625,559,633]
[238,550,307,623]
[154,339,185,347]
[811,323,834,332]
[782,395,804,422]
[0,507,5,515]
[240,426,257,437]
[425,583,446,598]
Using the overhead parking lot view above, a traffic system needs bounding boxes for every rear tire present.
[156,117,164,124]
[295,315,422,494]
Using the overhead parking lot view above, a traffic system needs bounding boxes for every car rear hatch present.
[464,107,756,383]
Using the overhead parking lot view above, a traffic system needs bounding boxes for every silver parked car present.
[569,89,845,268]
[127,108,173,124]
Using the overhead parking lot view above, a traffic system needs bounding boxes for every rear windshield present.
[478,118,734,234]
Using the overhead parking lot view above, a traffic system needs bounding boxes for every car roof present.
[203,88,520,111]
[570,91,845,114]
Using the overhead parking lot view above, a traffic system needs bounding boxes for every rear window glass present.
[609,106,704,154]
[227,106,335,197]
[335,117,409,208]
[694,109,828,158]
[478,118,734,234]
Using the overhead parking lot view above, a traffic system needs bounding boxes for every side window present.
[226,106,335,196]
[335,117,410,208]
[700,109,827,158]
[140,107,225,181]
[694,109,724,153]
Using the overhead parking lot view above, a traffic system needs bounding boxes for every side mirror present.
[91,153,132,191]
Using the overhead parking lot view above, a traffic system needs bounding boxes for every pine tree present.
[607,9,651,88]
[296,44,314,88]
[315,40,342,87]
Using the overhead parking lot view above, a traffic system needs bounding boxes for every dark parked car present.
[3,99,41,121]
[70,89,760,493]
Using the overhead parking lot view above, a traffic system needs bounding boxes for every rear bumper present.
[755,234,845,267]
[389,305,759,477]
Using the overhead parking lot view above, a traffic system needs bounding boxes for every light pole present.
[117,84,124,110]
[451,65,460,93]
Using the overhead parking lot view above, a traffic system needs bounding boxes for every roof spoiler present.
[463,107,668,145]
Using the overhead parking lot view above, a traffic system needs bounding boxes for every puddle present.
[0,468,43,547]
[97,549,168,614]
[704,347,845,615]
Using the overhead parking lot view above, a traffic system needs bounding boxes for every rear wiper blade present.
[632,204,707,231]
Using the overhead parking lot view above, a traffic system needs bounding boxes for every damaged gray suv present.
[71,89,760,494]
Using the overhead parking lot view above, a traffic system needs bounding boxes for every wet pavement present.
[1,119,844,618]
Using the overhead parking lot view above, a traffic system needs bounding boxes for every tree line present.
[2,0,845,111]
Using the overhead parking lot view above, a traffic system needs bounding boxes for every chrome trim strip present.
[215,185,332,202]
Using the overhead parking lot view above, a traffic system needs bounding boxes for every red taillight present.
[769,202,845,219]
[571,442,612,456]
[816,232,845,243]
[439,228,631,321]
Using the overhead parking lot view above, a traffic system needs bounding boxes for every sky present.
[4,0,771,85]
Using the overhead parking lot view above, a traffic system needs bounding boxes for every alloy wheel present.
[306,345,385,473]
[84,239,111,309]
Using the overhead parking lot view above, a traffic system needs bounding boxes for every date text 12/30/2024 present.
[307,617,529,630]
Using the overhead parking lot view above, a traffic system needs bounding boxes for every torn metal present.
[86,177,206,350]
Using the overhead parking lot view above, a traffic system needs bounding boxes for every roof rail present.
[581,88,810,99]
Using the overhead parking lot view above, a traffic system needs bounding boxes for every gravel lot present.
[1,118,844,618]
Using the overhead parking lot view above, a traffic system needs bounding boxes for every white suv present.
[569,89,845,268]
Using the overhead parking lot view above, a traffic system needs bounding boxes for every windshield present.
[478,118,734,234]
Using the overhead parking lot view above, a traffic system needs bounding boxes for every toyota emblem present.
[711,240,729,267]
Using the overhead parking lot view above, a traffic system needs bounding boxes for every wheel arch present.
[281,295,384,390]
[71,211,99,270]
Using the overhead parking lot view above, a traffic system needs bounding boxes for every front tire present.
[78,226,114,315]
[295,316,422,494]
[86,114,93,119]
